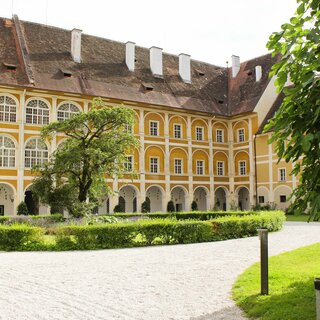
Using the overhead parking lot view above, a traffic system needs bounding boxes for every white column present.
[164,113,170,212]
[228,121,234,209]
[139,110,145,210]
[248,118,255,207]
[186,116,192,211]
[208,118,215,209]
[84,101,89,112]
[110,178,118,213]
[17,90,26,211]
[268,134,274,202]
[51,97,57,153]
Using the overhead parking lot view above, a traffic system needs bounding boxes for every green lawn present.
[285,215,319,222]
[232,243,320,320]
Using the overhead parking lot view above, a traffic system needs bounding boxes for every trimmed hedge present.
[0,214,64,225]
[0,224,44,250]
[111,210,255,221]
[55,211,285,250]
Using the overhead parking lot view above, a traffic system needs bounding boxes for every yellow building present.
[0,16,294,215]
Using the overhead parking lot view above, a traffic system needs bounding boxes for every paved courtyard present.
[0,221,319,320]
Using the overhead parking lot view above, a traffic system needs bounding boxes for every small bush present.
[141,198,151,213]
[191,201,198,211]
[113,204,123,213]
[17,201,29,216]
[167,201,175,212]
[0,214,64,226]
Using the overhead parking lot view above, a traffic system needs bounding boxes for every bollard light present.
[258,228,269,295]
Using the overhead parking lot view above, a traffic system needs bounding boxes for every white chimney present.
[71,28,82,63]
[150,46,163,77]
[179,53,191,83]
[255,65,262,82]
[231,55,240,78]
[126,41,135,72]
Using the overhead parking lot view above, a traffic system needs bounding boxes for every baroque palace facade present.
[0,16,295,215]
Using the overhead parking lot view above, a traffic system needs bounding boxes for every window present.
[258,196,265,204]
[216,129,223,143]
[124,124,133,134]
[196,160,204,175]
[238,128,245,142]
[279,168,286,181]
[174,159,183,174]
[239,161,246,176]
[57,102,80,121]
[25,138,48,168]
[217,161,224,176]
[150,121,158,136]
[280,195,287,203]
[174,124,182,139]
[0,136,15,167]
[196,127,204,141]
[124,156,133,172]
[26,99,50,125]
[0,95,17,123]
[150,157,159,173]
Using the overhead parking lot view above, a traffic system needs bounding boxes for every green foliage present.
[0,214,64,226]
[32,97,139,216]
[167,200,175,212]
[191,200,198,211]
[266,0,320,219]
[233,243,320,320]
[0,224,44,250]
[17,201,29,216]
[85,214,119,225]
[141,198,151,213]
[113,204,123,213]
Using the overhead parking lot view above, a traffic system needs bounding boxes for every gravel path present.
[0,222,319,320]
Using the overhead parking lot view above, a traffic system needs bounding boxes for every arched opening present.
[146,186,163,212]
[0,183,15,216]
[193,187,208,211]
[171,186,187,212]
[237,187,250,211]
[215,187,227,211]
[119,185,138,213]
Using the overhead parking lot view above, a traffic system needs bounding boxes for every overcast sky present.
[3,0,297,66]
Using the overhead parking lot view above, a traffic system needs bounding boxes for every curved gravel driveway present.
[0,221,319,320]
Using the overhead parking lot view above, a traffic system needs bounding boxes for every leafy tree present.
[266,0,320,219]
[141,197,151,213]
[17,201,29,216]
[167,200,175,213]
[191,200,198,211]
[32,98,139,216]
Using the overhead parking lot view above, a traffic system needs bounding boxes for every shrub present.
[113,204,123,213]
[141,198,151,213]
[191,201,198,211]
[86,214,118,225]
[17,201,29,216]
[0,214,64,226]
[0,224,44,250]
[167,201,175,212]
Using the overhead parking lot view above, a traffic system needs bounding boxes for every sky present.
[2,0,297,66]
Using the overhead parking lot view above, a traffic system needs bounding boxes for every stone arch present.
[170,147,188,175]
[145,145,165,174]
[146,185,164,212]
[212,121,228,143]
[0,183,16,216]
[234,150,250,176]
[232,120,249,143]
[144,112,165,136]
[213,151,229,176]
[192,149,209,175]
[193,186,209,211]
[169,115,187,139]
[24,184,48,215]
[118,185,140,213]
[191,118,209,141]
[274,185,292,210]
[236,186,250,211]
[214,186,228,211]
[171,185,188,212]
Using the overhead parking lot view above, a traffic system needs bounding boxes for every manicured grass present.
[232,243,320,320]
[285,214,319,222]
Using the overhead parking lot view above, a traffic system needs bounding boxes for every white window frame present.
[124,124,133,134]
[217,161,224,176]
[25,98,50,125]
[124,155,133,172]
[239,160,246,176]
[0,135,16,168]
[278,168,286,181]
[149,121,159,136]
[237,128,245,143]
[0,95,17,123]
[196,126,204,141]
[24,138,49,168]
[150,157,159,173]
[216,129,224,143]
[57,101,80,122]
[174,158,183,175]
[173,123,182,139]
[196,160,205,175]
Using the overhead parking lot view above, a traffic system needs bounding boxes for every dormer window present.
[60,69,72,77]
[3,63,17,71]
[142,83,154,91]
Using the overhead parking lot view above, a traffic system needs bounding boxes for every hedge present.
[0,224,44,250]
[111,210,255,221]
[0,214,64,225]
[55,211,285,250]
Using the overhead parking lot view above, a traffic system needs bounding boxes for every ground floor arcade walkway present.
[0,222,319,320]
